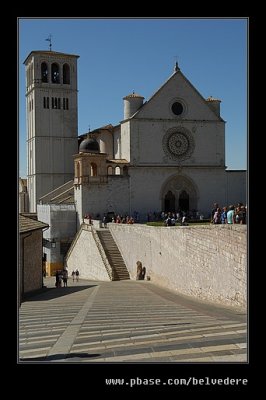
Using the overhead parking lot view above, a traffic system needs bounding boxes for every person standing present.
[75,269,80,282]
[55,270,59,287]
[227,205,235,224]
[103,215,108,228]
[62,269,68,287]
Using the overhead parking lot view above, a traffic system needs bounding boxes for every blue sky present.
[19,18,247,177]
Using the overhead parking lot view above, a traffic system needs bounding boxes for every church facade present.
[74,63,246,225]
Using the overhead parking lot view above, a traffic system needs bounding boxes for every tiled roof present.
[48,186,74,204]
[78,124,121,139]
[53,194,74,204]
[20,213,37,220]
[19,215,49,233]
[24,51,79,64]
[107,159,129,164]
[206,96,221,102]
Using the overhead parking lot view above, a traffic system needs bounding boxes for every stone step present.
[96,230,130,281]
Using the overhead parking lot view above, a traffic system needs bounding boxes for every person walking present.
[71,270,75,282]
[103,214,108,228]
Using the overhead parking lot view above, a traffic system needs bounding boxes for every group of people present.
[55,268,68,288]
[164,212,189,227]
[211,202,247,224]
[71,269,80,282]
[55,268,80,287]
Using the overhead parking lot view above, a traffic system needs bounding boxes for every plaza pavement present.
[19,277,247,363]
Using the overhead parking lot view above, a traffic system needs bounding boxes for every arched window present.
[41,62,48,83]
[107,166,113,175]
[91,163,97,176]
[51,63,60,83]
[29,64,33,85]
[63,63,70,84]
[115,166,121,175]
[123,166,128,176]
[76,162,81,183]
[26,67,30,87]
[30,64,33,84]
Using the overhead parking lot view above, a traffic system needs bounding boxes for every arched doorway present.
[179,190,189,211]
[164,191,175,212]
[161,174,198,213]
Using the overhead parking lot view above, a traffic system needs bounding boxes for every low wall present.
[109,224,247,309]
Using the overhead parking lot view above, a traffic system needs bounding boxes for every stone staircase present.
[96,230,130,281]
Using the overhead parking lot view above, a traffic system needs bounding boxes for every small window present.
[91,163,97,176]
[63,63,70,84]
[51,63,60,83]
[171,101,183,116]
[52,97,57,109]
[107,166,113,175]
[52,97,61,109]
[26,68,30,87]
[63,98,69,110]
[76,162,81,180]
[115,166,121,175]
[41,62,48,83]
[43,97,49,109]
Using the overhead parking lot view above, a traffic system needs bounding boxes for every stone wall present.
[21,230,43,294]
[109,224,247,309]
[66,226,110,281]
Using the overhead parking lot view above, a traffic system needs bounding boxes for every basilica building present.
[23,50,246,223]
[22,50,246,274]
[74,62,246,225]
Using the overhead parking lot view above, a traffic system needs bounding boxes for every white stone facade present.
[74,67,246,222]
[66,226,110,281]
[24,51,79,212]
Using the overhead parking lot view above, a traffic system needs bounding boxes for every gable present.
[135,70,222,121]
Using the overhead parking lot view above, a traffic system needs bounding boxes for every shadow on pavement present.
[23,285,97,302]
[20,353,101,362]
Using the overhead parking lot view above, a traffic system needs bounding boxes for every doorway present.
[164,191,175,212]
[179,190,189,211]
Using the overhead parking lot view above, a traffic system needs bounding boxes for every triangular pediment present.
[134,69,223,121]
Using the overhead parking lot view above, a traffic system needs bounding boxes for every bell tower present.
[24,50,79,212]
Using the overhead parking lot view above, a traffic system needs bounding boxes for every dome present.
[79,138,100,153]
